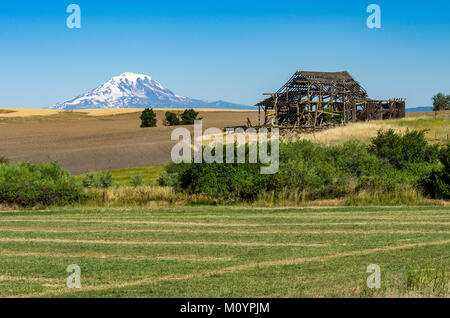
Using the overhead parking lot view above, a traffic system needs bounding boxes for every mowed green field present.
[0,206,449,298]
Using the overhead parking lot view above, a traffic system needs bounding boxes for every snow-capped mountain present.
[53,72,251,110]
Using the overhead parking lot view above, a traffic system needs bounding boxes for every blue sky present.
[0,0,449,108]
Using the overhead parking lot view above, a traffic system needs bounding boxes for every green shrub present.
[130,174,144,187]
[157,170,181,188]
[81,172,113,188]
[179,162,266,201]
[270,141,340,199]
[357,168,414,194]
[422,143,450,199]
[161,133,444,203]
[180,109,200,125]
[164,140,386,201]
[82,173,97,188]
[140,108,157,128]
[270,140,400,200]
[165,111,180,126]
[97,171,113,188]
[0,162,83,207]
[0,157,9,165]
[369,129,439,169]
[160,143,271,201]
[177,143,275,200]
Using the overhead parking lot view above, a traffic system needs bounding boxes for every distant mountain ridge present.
[52,72,253,110]
[406,106,433,112]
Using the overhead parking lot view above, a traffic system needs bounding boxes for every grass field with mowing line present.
[0,206,449,298]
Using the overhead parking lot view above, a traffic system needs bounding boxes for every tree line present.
[140,108,201,128]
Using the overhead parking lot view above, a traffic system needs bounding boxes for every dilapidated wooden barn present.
[255,71,405,131]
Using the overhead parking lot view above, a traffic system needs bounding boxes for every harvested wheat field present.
[0,206,448,297]
[0,109,258,174]
[1,109,448,174]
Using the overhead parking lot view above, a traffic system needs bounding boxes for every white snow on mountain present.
[53,72,251,110]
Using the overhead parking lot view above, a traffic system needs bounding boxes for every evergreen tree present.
[165,111,180,126]
[180,109,200,125]
[140,108,157,128]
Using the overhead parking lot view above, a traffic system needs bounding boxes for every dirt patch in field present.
[0,109,257,174]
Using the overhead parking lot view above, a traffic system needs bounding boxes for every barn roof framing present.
[255,70,405,131]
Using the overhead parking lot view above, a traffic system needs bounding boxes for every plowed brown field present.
[0,109,257,174]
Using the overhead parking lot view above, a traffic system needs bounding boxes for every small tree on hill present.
[180,109,201,125]
[140,108,157,128]
[432,93,450,111]
[165,111,180,126]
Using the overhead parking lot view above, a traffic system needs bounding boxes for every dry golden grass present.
[103,185,177,201]
[294,122,407,144]
[282,112,449,144]
[199,122,398,147]
[0,108,256,118]
[74,184,447,208]
[0,108,60,118]
[200,111,449,146]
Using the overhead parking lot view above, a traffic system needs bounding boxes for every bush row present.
[1,128,447,207]
[140,108,202,128]
[159,129,449,201]
[165,109,201,126]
